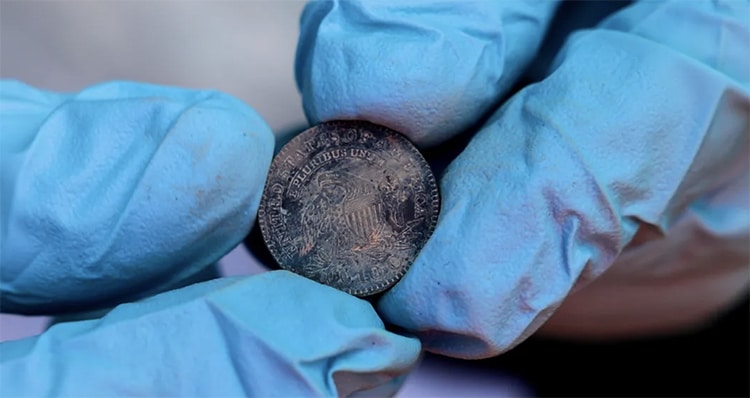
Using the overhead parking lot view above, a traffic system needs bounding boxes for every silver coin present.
[258,121,440,296]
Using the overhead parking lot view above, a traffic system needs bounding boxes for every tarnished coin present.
[258,121,440,296]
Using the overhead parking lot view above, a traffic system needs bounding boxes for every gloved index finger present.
[295,0,560,147]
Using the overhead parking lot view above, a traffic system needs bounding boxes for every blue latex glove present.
[1,81,273,313]
[1,271,421,396]
[296,0,559,147]
[297,0,750,358]
[1,81,421,395]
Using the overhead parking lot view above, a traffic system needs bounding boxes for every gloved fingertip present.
[2,82,274,313]
[295,0,558,147]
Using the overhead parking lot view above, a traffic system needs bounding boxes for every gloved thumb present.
[378,0,749,358]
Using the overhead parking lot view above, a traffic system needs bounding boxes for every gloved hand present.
[297,0,750,359]
[1,81,421,395]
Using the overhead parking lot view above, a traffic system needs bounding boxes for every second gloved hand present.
[1,80,422,396]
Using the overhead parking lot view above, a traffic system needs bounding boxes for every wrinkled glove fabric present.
[0,271,421,397]
[297,0,750,359]
[1,81,274,314]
